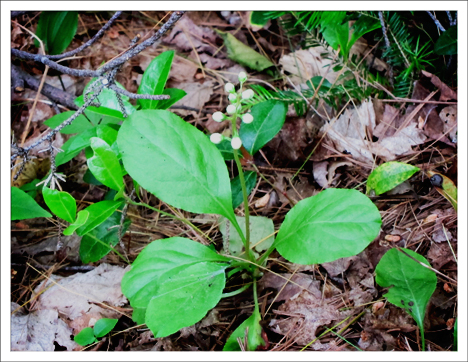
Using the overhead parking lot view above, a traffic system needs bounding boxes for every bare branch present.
[109,84,170,100]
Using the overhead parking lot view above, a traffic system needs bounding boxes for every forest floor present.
[10,11,458,352]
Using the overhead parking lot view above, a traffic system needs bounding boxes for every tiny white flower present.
[101,78,109,85]
[212,111,225,122]
[231,136,242,149]
[242,89,254,100]
[225,83,235,93]
[242,113,254,124]
[226,104,237,114]
[228,93,237,102]
[210,133,223,144]
[238,71,248,82]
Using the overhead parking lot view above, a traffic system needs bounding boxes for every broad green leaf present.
[320,12,349,58]
[231,171,257,209]
[156,88,187,110]
[56,127,97,166]
[275,189,381,265]
[216,30,274,71]
[20,178,41,198]
[42,186,76,223]
[249,11,271,27]
[11,187,51,220]
[348,16,381,51]
[138,50,175,110]
[219,215,275,258]
[63,210,89,235]
[223,309,264,351]
[79,210,130,263]
[83,168,103,186]
[76,200,122,236]
[96,124,119,146]
[87,137,123,191]
[427,171,457,211]
[44,111,93,134]
[74,327,97,346]
[375,248,437,351]
[118,109,235,221]
[367,162,420,196]
[35,11,78,55]
[121,237,229,324]
[240,100,287,155]
[75,95,124,125]
[83,79,136,117]
[145,262,227,338]
[93,318,118,338]
[435,26,457,55]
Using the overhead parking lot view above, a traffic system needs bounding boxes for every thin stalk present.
[222,282,252,298]
[253,278,260,315]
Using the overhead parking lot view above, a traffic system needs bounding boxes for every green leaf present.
[96,124,119,146]
[11,187,52,220]
[35,11,78,55]
[216,30,274,71]
[20,178,41,198]
[137,50,175,110]
[44,111,93,134]
[427,170,458,211]
[75,95,125,125]
[375,248,437,351]
[219,215,275,258]
[79,210,130,263]
[42,186,76,223]
[215,138,236,160]
[275,188,381,265]
[55,127,97,166]
[87,137,123,191]
[146,262,227,338]
[63,210,89,235]
[240,100,287,155]
[231,171,257,209]
[76,200,122,236]
[366,162,420,196]
[83,79,136,117]
[93,318,118,338]
[118,109,235,221]
[74,327,97,346]
[454,318,457,351]
[223,309,265,351]
[156,88,187,110]
[121,237,229,325]
[434,26,457,55]
[320,12,349,57]
[348,16,381,50]
[249,11,271,27]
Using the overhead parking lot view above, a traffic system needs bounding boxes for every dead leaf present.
[313,161,329,188]
[163,16,217,53]
[421,70,457,101]
[322,256,355,277]
[427,241,456,269]
[11,303,78,351]
[260,272,321,303]
[439,105,457,143]
[167,80,214,116]
[254,193,270,208]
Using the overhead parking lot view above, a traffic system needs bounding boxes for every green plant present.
[74,318,118,346]
[35,11,78,55]
[12,54,383,351]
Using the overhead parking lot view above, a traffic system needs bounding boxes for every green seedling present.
[74,318,118,347]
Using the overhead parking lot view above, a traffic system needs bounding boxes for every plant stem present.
[221,282,252,298]
[232,149,255,265]
[253,278,260,315]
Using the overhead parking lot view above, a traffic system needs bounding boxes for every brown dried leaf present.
[427,241,456,269]
[260,272,321,303]
[322,256,355,277]
[439,105,457,143]
[167,80,214,116]
[421,70,457,101]
[313,161,329,188]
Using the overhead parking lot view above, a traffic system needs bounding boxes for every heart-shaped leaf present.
[118,109,235,221]
[87,137,123,191]
[11,187,51,220]
[367,162,420,195]
[240,100,287,155]
[275,188,381,265]
[42,186,76,223]
[137,50,175,110]
[375,248,437,350]
[223,309,265,351]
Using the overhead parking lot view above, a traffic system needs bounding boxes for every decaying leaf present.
[439,105,457,143]
[167,80,214,116]
[421,70,457,101]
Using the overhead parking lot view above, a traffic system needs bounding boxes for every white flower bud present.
[228,93,237,102]
[226,104,237,114]
[225,83,235,93]
[101,78,109,85]
[231,137,242,150]
[242,113,254,124]
[212,111,225,122]
[210,133,223,144]
[242,89,254,100]
[238,71,248,82]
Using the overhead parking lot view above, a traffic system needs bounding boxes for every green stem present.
[253,278,260,315]
[124,196,211,241]
[221,282,252,298]
[232,149,255,264]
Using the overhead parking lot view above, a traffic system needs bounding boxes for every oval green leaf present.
[156,88,187,110]
[56,127,97,166]
[117,109,235,221]
[42,186,76,223]
[223,309,265,351]
[121,237,229,325]
[11,187,52,220]
[435,26,457,55]
[367,161,420,196]
[231,171,257,209]
[74,327,97,346]
[275,188,382,265]
[375,248,437,350]
[44,111,93,134]
[137,50,175,110]
[146,262,227,338]
[35,11,78,55]
[240,100,287,155]
[76,200,122,236]
[87,137,123,191]
[93,318,118,338]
